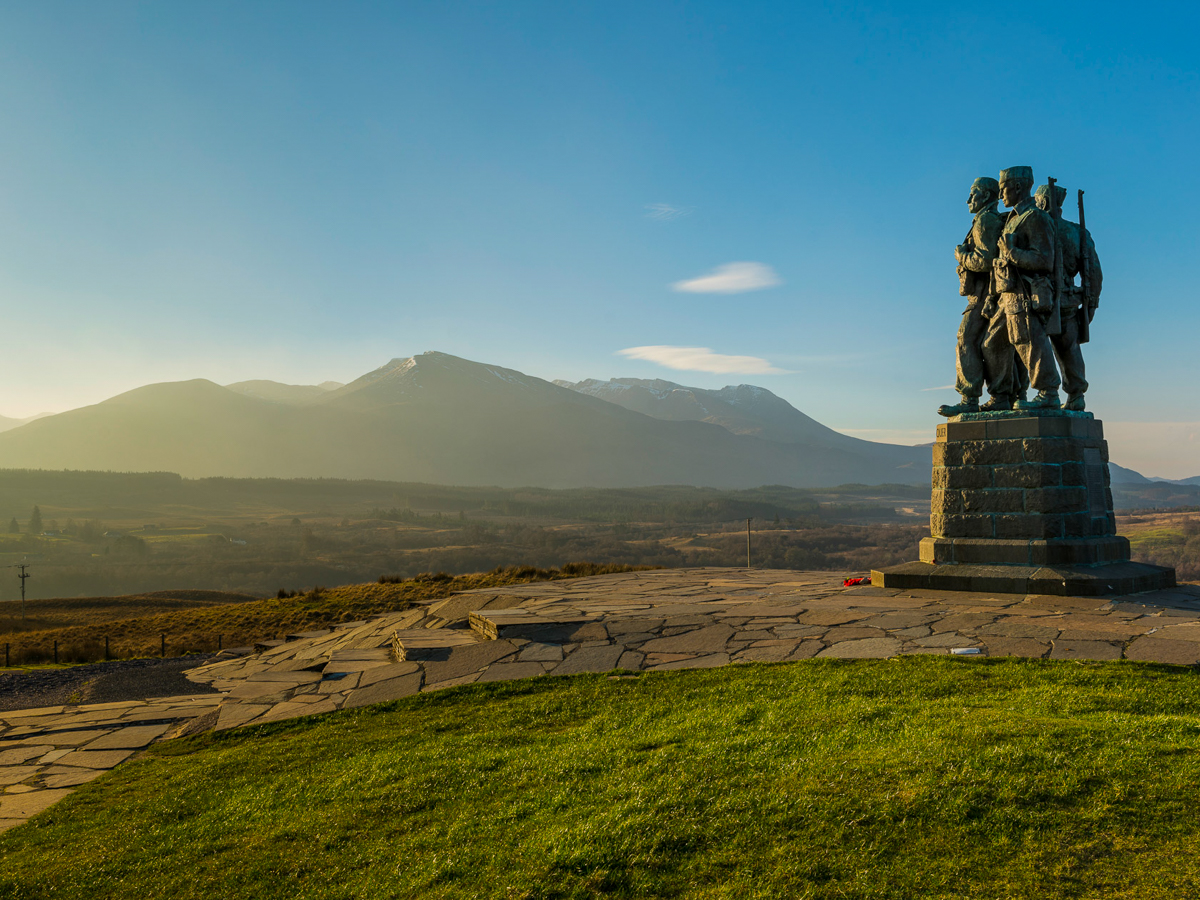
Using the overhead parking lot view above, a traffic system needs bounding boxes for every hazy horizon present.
[2,3,1198,476]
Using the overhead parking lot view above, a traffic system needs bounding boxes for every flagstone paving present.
[2,567,1200,832]
[0,694,221,832]
[184,568,1200,733]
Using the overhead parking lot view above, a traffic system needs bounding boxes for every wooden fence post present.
[161,634,165,658]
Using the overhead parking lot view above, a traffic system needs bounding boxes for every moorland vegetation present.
[0,563,647,667]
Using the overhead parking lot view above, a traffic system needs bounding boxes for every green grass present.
[1125,527,1186,552]
[4,657,1200,898]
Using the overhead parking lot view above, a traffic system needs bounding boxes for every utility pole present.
[746,518,752,568]
[17,563,29,624]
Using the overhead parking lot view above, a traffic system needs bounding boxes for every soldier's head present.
[1033,183,1068,213]
[998,166,1034,208]
[967,177,1000,214]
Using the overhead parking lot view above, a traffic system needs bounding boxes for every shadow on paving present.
[0,656,220,713]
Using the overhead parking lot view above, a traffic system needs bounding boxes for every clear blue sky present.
[1,1,1197,475]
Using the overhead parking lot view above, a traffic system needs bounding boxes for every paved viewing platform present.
[2,567,1199,831]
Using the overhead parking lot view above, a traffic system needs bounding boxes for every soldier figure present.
[1034,183,1103,411]
[938,177,1005,417]
[988,166,1062,410]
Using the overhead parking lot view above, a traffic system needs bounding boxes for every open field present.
[0,564,650,666]
[1119,510,1200,581]
[0,469,929,601]
[0,469,1193,611]
[3,656,1200,898]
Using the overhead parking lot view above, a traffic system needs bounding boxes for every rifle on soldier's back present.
[1046,177,1064,334]
[1077,189,1091,344]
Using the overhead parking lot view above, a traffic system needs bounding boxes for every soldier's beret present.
[972,177,1000,193]
[999,166,1034,183]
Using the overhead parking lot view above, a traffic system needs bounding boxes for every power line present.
[2,563,30,623]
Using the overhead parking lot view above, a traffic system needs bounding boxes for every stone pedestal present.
[873,411,1175,595]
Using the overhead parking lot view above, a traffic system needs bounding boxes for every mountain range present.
[0,352,932,489]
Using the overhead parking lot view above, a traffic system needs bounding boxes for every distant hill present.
[0,412,50,434]
[557,377,928,471]
[0,352,932,489]
[1109,463,1153,485]
[225,379,343,405]
[1151,475,1200,486]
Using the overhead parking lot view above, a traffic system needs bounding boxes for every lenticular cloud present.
[617,345,788,375]
[671,261,782,294]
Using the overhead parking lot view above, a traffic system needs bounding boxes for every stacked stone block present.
[873,411,1175,595]
[921,413,1128,568]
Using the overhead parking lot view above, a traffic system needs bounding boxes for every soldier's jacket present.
[957,208,1003,300]
[1052,217,1103,309]
[994,199,1054,291]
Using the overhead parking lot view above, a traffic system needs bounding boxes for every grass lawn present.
[3,657,1200,898]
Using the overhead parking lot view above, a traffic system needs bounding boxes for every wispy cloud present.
[671,261,781,294]
[618,345,789,375]
[644,203,692,221]
[921,384,956,391]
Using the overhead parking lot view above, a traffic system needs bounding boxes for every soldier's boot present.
[1065,393,1086,412]
[1017,389,1061,410]
[979,394,1014,412]
[937,394,980,418]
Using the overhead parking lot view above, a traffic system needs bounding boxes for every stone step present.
[468,609,599,642]
[253,639,285,652]
[391,629,479,662]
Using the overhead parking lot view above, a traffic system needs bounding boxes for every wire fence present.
[1,633,232,668]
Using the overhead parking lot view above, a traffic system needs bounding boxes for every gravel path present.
[0,656,221,712]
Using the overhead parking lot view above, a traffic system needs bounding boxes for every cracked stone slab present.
[82,725,171,750]
[1125,637,1200,665]
[981,637,1051,658]
[550,644,625,676]
[818,638,904,659]
[976,622,1061,640]
[343,673,424,709]
[646,653,731,671]
[518,642,564,662]
[53,749,136,769]
[0,788,73,821]
[477,662,547,683]
[421,640,518,684]
[639,624,734,655]
[1050,640,1122,661]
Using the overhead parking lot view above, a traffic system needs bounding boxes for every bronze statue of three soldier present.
[939,165,1102,417]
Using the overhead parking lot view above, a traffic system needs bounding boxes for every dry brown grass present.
[0,589,261,635]
[0,563,653,666]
